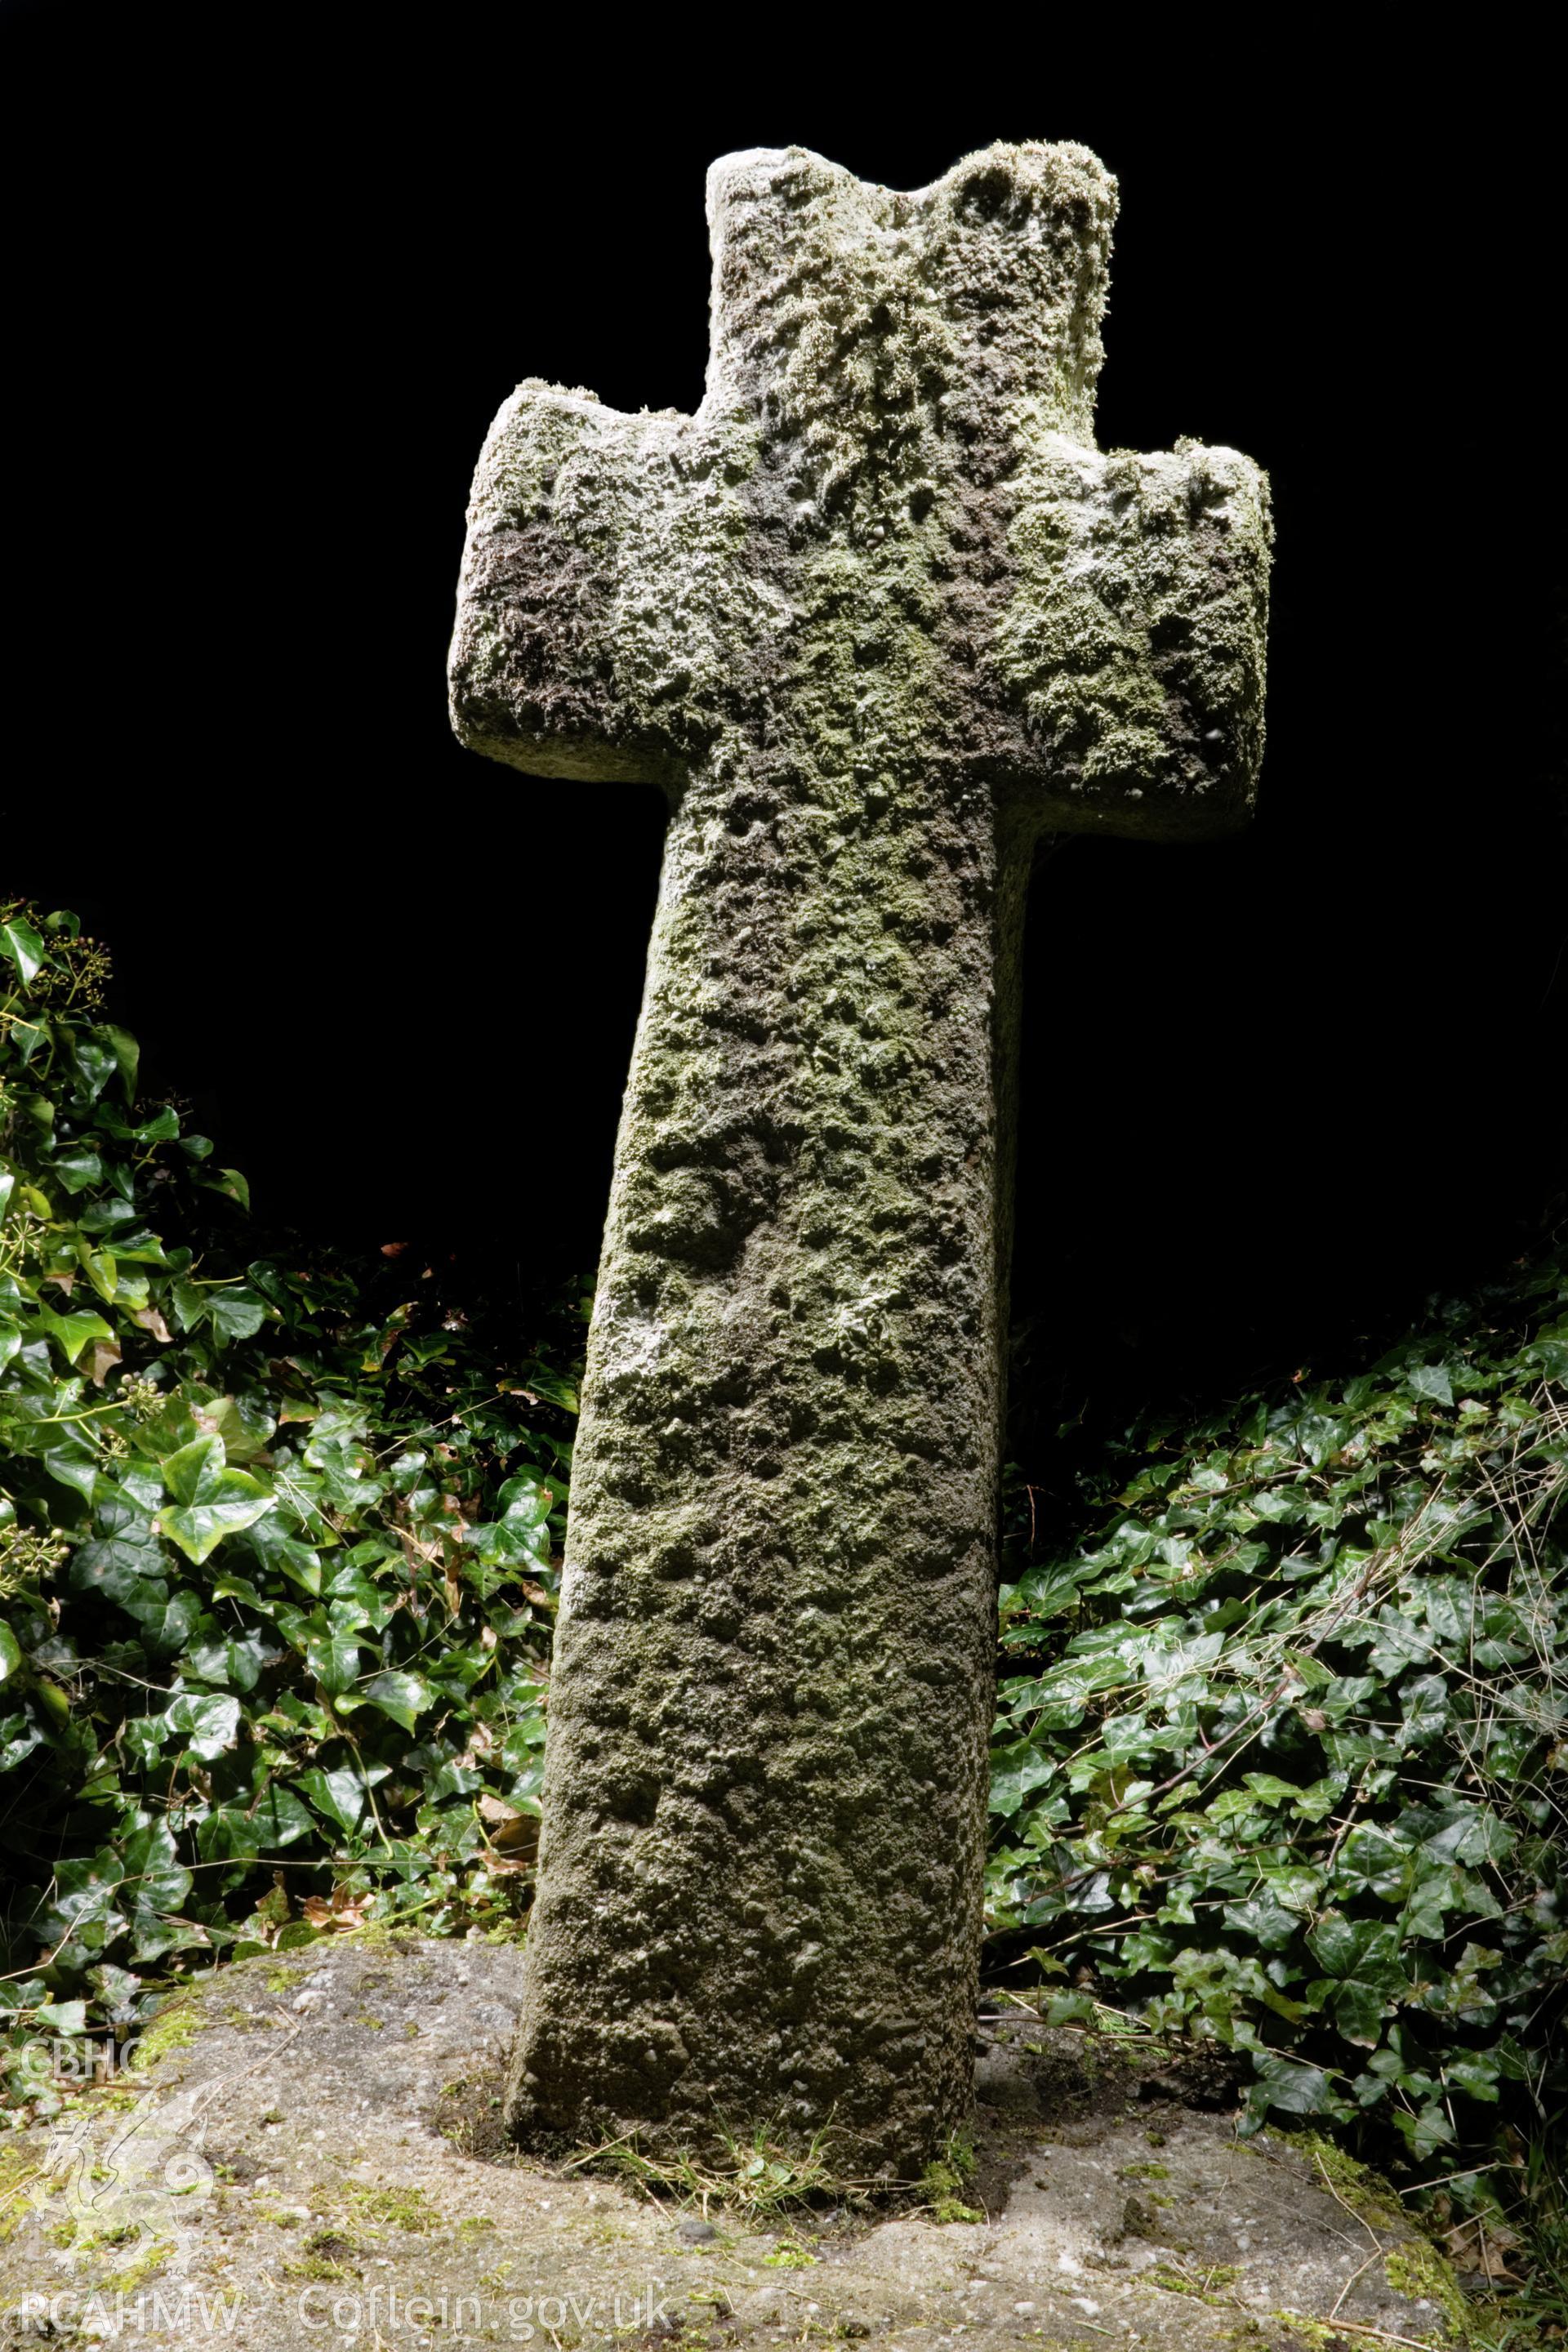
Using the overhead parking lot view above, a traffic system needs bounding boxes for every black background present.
[3,12,1562,1458]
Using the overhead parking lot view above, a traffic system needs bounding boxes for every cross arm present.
[448,381,695,791]
[989,430,1272,841]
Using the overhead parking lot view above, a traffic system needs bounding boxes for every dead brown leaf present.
[302,1884,373,1932]
[1442,2217,1523,2281]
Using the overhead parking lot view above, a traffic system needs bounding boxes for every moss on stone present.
[1263,2132,1477,2343]
[0,2140,41,2245]
[1268,2128,1404,2234]
[127,1991,206,2071]
[1146,2260,1245,2304]
[104,2236,172,2295]
[449,138,1271,2173]
[344,2180,439,2235]
[1383,2237,1473,2341]
[990,426,1271,838]
[921,2127,983,2224]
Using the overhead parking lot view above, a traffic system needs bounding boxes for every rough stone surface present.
[0,1945,1470,2349]
[448,142,1272,2170]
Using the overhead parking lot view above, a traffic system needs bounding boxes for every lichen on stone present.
[989,426,1272,835]
[447,137,1272,2174]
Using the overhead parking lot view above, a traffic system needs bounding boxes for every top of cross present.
[449,142,1270,841]
[701,141,1116,448]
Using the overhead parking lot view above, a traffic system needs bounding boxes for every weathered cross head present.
[452,139,1267,834]
[450,143,1270,2173]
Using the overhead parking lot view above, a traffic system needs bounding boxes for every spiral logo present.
[26,2082,218,2254]
[163,2143,215,2198]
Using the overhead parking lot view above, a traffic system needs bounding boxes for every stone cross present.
[448,140,1271,2175]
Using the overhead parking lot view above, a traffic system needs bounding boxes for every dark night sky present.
[3,15,1562,1450]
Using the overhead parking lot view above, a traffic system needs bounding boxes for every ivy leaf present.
[72,1533,165,1608]
[1392,2101,1456,2162]
[1221,1895,1302,1952]
[318,1561,394,1627]
[163,1692,242,1762]
[197,1782,315,1862]
[1205,1788,1261,1824]
[201,1168,252,1213]
[154,1433,274,1563]
[2,918,47,986]
[185,1629,274,1692]
[119,1588,206,1658]
[294,1765,367,1836]
[194,1806,260,1864]
[400,1332,450,1373]
[989,1744,1057,1818]
[155,1490,274,1565]
[170,1279,207,1333]
[1246,2054,1340,2123]
[205,1285,268,1344]
[123,1714,172,1769]
[196,1393,274,1464]
[495,1472,555,1523]
[251,1782,317,1848]
[301,1425,381,1511]
[1401,1864,1462,1941]
[299,1615,363,1695]
[160,1438,228,1506]
[32,1997,88,2036]
[51,1146,104,1195]
[474,1507,553,1570]
[1241,1772,1304,1806]
[120,1819,193,1921]
[521,1366,579,1414]
[70,1030,118,1103]
[360,1670,433,1735]
[1424,1806,1513,1869]
[1289,1775,1347,1824]
[40,1305,117,1366]
[1445,2056,1501,2104]
[103,1024,140,1103]
[243,1518,323,1596]
[43,1445,103,1503]
[1305,1916,1408,2047]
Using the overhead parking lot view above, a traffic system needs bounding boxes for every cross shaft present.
[448,140,1271,2170]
